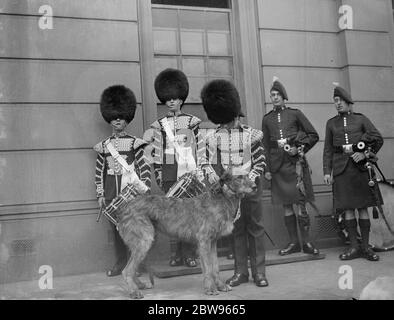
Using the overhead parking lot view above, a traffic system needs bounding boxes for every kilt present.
[271,157,314,205]
[333,160,383,210]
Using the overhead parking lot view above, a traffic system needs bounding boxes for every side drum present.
[166,171,206,199]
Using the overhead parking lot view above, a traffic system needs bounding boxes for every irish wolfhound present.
[115,172,257,299]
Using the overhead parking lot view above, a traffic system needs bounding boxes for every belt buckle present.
[277,138,287,148]
[342,144,353,154]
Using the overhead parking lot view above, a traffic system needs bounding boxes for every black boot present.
[298,209,319,255]
[339,219,361,260]
[182,241,197,267]
[226,235,235,259]
[359,219,379,261]
[279,215,301,255]
[169,238,183,267]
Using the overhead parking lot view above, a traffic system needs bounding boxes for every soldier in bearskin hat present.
[323,83,383,261]
[262,77,320,256]
[94,85,151,277]
[148,68,204,268]
[201,79,268,288]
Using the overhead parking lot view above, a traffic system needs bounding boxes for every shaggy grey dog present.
[116,172,257,299]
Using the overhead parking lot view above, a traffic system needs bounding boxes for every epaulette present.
[93,141,103,153]
[244,126,264,144]
[150,119,161,130]
[263,109,274,117]
[327,114,339,122]
[133,137,148,150]
[93,137,111,153]
[184,113,202,128]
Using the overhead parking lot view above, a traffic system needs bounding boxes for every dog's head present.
[219,171,257,198]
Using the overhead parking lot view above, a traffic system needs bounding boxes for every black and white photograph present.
[0,0,394,305]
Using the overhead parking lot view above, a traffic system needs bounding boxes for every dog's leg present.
[211,240,231,292]
[199,240,218,295]
[120,216,155,299]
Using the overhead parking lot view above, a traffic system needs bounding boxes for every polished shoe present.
[339,247,361,260]
[184,257,197,267]
[225,273,249,287]
[278,243,301,256]
[169,256,183,267]
[302,242,320,255]
[361,247,379,261]
[253,274,269,287]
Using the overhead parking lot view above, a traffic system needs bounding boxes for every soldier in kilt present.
[94,85,151,277]
[149,68,205,268]
[262,77,320,256]
[323,84,383,261]
[202,79,269,288]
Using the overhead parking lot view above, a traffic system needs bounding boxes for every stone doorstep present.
[151,250,326,278]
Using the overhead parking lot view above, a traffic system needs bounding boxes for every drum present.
[102,183,141,225]
[369,181,394,251]
[166,171,206,199]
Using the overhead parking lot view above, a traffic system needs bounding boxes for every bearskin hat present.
[100,85,137,123]
[333,82,354,104]
[154,68,189,105]
[270,76,288,100]
[201,79,244,124]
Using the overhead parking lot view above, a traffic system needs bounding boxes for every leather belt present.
[269,139,289,149]
[333,144,353,154]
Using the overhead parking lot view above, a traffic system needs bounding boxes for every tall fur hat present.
[100,85,137,123]
[201,79,244,124]
[154,68,189,105]
[270,76,288,100]
[333,82,354,104]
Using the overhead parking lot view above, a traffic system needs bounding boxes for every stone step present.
[152,250,326,278]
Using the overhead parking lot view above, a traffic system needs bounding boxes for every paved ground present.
[1,247,393,300]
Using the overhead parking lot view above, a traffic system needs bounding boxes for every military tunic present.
[150,112,206,260]
[205,124,267,276]
[323,112,384,209]
[94,132,151,202]
[262,107,319,205]
[150,112,205,192]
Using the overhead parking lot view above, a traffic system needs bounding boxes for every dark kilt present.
[333,160,383,210]
[271,157,314,205]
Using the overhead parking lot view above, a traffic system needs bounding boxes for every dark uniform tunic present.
[262,107,319,205]
[323,112,384,210]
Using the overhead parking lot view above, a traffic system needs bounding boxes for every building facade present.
[0,0,393,283]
